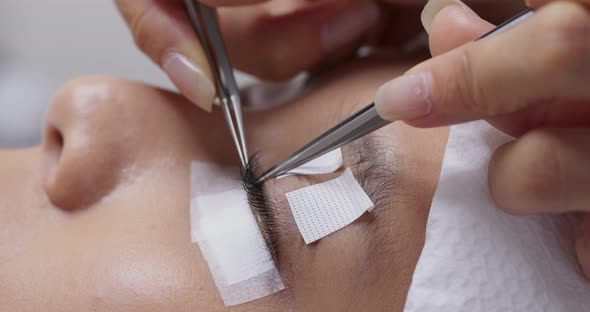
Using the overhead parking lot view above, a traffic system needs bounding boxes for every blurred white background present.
[0,0,173,147]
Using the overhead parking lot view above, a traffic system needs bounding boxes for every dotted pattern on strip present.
[286,168,374,244]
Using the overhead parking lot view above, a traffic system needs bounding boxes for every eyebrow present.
[242,135,399,264]
[347,135,407,276]
[346,135,400,215]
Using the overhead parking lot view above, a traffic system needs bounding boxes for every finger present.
[115,0,216,111]
[220,1,380,80]
[487,98,590,137]
[374,1,590,126]
[426,2,590,137]
[488,128,590,215]
[421,0,495,56]
[576,215,590,280]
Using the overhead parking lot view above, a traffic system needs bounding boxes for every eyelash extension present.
[242,156,280,264]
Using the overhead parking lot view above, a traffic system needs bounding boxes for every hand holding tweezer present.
[258,9,535,182]
[185,0,249,168]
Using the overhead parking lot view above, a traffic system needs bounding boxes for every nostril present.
[42,122,127,211]
[49,127,63,149]
[44,126,64,160]
[41,77,142,211]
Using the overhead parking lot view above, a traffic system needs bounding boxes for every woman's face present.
[0,55,448,311]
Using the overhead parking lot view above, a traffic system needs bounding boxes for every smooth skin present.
[374,0,590,277]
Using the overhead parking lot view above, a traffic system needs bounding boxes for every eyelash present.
[242,156,280,263]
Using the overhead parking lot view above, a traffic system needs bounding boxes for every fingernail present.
[375,72,434,121]
[421,0,468,34]
[162,52,216,112]
[322,3,379,52]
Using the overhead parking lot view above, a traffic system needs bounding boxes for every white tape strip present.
[190,162,285,306]
[277,148,343,179]
[286,168,374,244]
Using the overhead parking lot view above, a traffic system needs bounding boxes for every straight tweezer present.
[185,0,249,168]
[258,8,535,182]
[258,104,388,182]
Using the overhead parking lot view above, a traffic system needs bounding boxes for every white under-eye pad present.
[286,168,374,244]
[190,162,285,306]
[193,190,276,284]
[277,148,343,179]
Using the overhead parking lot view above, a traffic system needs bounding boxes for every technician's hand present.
[115,0,381,111]
[374,0,590,279]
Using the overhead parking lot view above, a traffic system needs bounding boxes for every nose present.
[42,76,179,210]
[41,76,236,210]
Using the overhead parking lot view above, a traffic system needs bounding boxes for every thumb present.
[374,1,590,127]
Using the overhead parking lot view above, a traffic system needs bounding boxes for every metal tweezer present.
[185,0,249,168]
[258,8,535,182]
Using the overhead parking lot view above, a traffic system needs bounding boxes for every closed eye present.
[242,134,400,266]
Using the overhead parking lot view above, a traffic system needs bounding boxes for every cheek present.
[81,186,226,310]
[1,207,223,311]
[0,165,223,311]
[0,149,67,263]
[90,242,219,310]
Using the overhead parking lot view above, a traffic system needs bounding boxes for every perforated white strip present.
[277,148,343,179]
[190,162,285,306]
[285,168,374,244]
